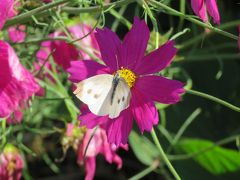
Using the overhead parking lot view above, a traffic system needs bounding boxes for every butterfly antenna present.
[83,126,99,160]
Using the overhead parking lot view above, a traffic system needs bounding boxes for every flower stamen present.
[116,67,136,88]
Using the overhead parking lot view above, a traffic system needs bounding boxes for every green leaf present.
[129,131,159,166]
[175,138,240,174]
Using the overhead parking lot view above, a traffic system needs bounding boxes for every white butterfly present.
[74,74,131,119]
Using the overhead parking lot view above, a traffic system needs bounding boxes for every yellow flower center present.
[116,67,137,88]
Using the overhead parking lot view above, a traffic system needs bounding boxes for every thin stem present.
[186,89,240,113]
[151,128,181,180]
[180,19,240,50]
[4,0,70,28]
[129,160,160,180]
[0,119,7,150]
[168,134,240,161]
[168,108,202,152]
[177,0,186,31]
[148,0,238,41]
[62,0,138,14]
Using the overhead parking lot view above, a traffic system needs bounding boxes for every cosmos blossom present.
[191,0,220,24]
[63,123,127,180]
[0,41,39,122]
[68,17,185,145]
[0,144,24,180]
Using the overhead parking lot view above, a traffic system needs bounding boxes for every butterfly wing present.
[108,78,131,119]
[74,74,114,116]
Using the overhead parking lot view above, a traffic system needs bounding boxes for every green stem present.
[180,19,240,50]
[62,0,138,14]
[0,119,7,150]
[186,89,240,112]
[151,128,181,180]
[129,160,160,180]
[4,0,70,28]
[148,0,238,41]
[168,108,202,152]
[177,0,186,31]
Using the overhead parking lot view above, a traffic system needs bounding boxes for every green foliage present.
[176,138,240,175]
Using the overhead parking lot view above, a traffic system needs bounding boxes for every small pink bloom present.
[68,17,185,145]
[77,128,127,180]
[191,0,220,24]
[0,144,24,180]
[36,24,99,71]
[8,25,26,43]
[0,40,40,122]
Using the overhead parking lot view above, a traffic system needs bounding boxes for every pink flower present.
[77,128,127,180]
[0,144,24,180]
[36,24,99,71]
[8,25,26,43]
[0,0,16,30]
[0,40,40,122]
[62,123,126,180]
[191,0,220,24]
[68,17,185,145]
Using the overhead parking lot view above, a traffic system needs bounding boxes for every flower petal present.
[84,157,96,180]
[136,75,185,104]
[79,105,108,128]
[131,87,159,133]
[0,0,14,30]
[67,60,110,83]
[0,41,39,118]
[8,25,26,43]
[206,0,220,25]
[95,28,122,71]
[121,17,150,68]
[104,109,133,146]
[191,0,208,22]
[133,41,177,75]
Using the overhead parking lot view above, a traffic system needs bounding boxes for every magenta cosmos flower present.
[191,0,220,24]
[0,144,24,180]
[68,17,185,145]
[0,41,39,122]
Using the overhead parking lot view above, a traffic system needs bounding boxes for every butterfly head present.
[115,67,137,88]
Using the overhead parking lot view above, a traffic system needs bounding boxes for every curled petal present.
[131,88,159,133]
[84,157,96,180]
[67,60,110,83]
[206,0,220,25]
[191,0,208,22]
[134,41,177,75]
[136,75,185,104]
